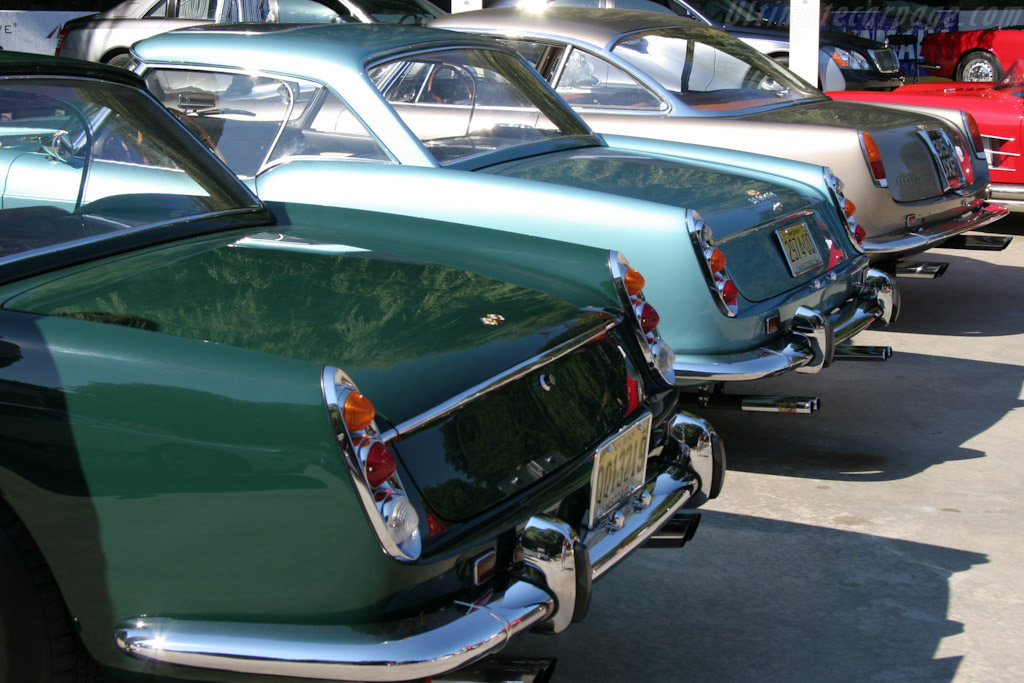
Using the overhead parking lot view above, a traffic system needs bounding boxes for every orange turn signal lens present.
[843,198,857,218]
[624,268,646,296]
[343,392,375,433]
[708,247,727,274]
[861,131,886,183]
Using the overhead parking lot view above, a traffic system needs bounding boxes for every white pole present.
[789,0,820,86]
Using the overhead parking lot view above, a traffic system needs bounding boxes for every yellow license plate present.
[588,413,653,527]
[776,221,823,276]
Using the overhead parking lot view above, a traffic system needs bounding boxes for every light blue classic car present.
[128,23,898,412]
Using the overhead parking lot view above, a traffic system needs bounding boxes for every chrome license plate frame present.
[587,412,653,528]
[776,221,823,277]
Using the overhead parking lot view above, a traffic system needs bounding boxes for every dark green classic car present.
[0,54,723,681]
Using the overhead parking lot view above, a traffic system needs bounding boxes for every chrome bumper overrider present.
[672,268,898,383]
[114,416,706,682]
[862,201,1009,256]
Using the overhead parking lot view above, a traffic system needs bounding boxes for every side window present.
[275,90,390,163]
[144,69,293,177]
[500,39,565,78]
[143,0,168,18]
[555,49,663,110]
[145,69,389,174]
[174,0,218,19]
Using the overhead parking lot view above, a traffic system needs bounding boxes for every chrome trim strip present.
[862,202,1009,255]
[385,319,618,438]
[981,133,1015,143]
[115,581,554,681]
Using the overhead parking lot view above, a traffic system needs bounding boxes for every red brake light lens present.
[365,441,397,487]
[861,132,887,184]
[964,112,985,155]
[638,302,660,334]
[854,225,866,244]
[343,392,375,433]
[720,280,739,307]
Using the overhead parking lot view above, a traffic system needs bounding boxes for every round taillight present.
[843,198,857,219]
[854,225,866,244]
[638,302,660,334]
[861,131,887,184]
[721,279,739,306]
[343,392,375,433]
[365,441,397,487]
[708,248,727,274]
[624,268,646,296]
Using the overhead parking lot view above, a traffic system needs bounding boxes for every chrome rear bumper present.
[863,201,1008,256]
[114,415,707,681]
[672,268,898,383]
[989,184,1024,212]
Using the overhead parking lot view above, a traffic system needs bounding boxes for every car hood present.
[481,147,814,239]
[3,226,611,428]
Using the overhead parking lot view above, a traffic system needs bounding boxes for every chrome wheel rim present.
[962,57,996,81]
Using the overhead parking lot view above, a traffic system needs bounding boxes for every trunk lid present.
[484,146,849,302]
[742,100,970,201]
[3,227,612,427]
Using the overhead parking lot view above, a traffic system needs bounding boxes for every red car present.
[920,27,1024,82]
[829,60,1024,213]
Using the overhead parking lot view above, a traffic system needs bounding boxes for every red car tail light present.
[635,300,661,334]
[963,112,986,159]
[823,167,865,253]
[687,210,739,317]
[323,368,422,562]
[611,253,676,386]
[860,131,888,187]
[365,441,398,487]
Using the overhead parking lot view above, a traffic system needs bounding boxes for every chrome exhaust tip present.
[894,260,948,279]
[943,234,1013,251]
[834,344,892,361]
[740,395,820,414]
[432,656,558,683]
[644,512,701,548]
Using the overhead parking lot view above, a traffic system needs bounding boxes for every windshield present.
[369,47,593,165]
[0,78,258,264]
[995,58,1024,90]
[611,27,823,112]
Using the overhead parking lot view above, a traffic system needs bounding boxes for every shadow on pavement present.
[883,248,1023,338]
[504,511,984,682]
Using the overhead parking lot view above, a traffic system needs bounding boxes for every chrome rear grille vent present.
[870,48,901,73]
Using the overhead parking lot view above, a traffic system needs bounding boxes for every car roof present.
[0,51,145,88]
[432,7,706,49]
[132,22,503,72]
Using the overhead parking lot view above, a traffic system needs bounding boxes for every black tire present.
[956,51,1003,82]
[103,53,133,70]
[0,502,112,682]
